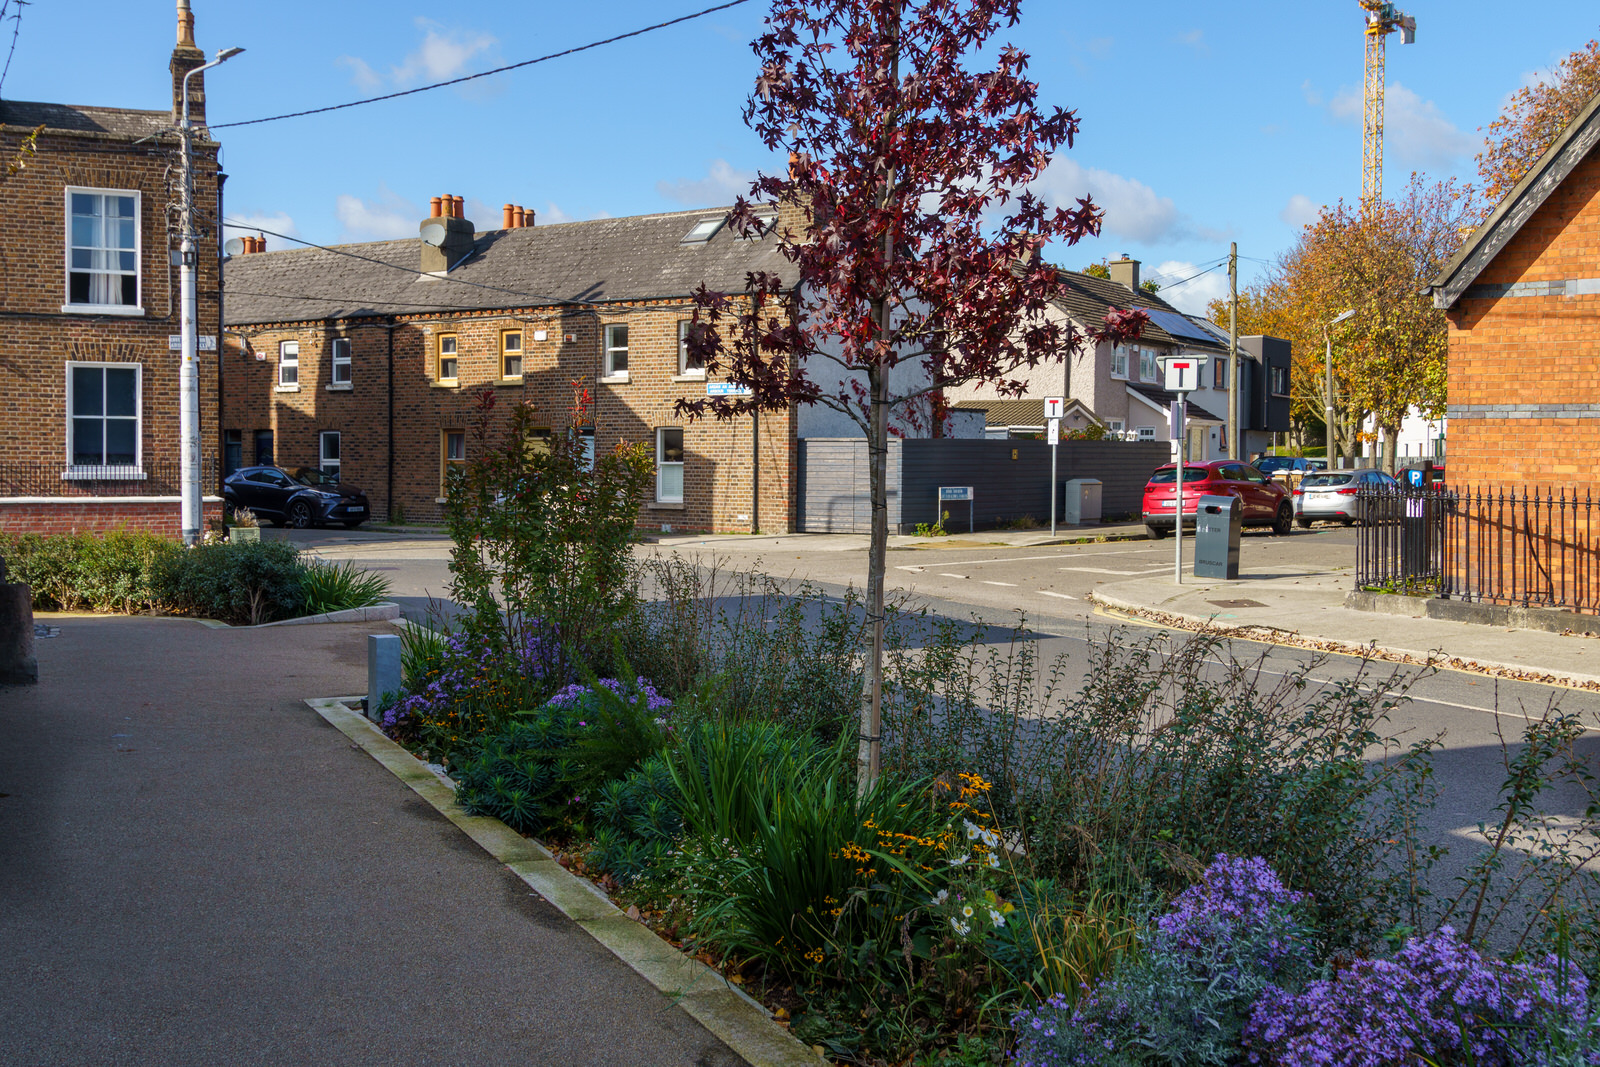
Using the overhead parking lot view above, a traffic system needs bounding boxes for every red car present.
[1141,460,1295,539]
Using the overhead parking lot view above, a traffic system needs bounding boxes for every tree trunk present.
[859,359,888,792]
[1381,423,1399,473]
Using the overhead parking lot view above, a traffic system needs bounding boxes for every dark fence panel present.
[1356,485,1600,616]
[797,437,1170,533]
[0,460,219,498]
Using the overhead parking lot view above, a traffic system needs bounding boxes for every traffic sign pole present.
[1044,397,1064,537]
[1159,356,1207,586]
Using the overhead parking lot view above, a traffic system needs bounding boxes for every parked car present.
[1253,455,1316,477]
[1141,460,1294,539]
[223,465,371,528]
[1293,469,1398,527]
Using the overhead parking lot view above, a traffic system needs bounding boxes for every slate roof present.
[0,99,171,140]
[1050,270,1228,353]
[951,398,1094,428]
[1428,86,1600,309]
[224,208,797,325]
[1128,382,1223,423]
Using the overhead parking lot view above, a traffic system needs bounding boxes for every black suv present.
[223,466,371,528]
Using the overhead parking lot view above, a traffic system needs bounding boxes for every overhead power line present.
[212,0,754,130]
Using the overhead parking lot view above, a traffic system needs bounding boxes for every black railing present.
[1356,486,1600,615]
[0,459,220,498]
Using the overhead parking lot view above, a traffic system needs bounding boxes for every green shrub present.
[452,704,582,835]
[590,756,682,884]
[300,559,392,615]
[153,539,306,625]
[0,530,179,612]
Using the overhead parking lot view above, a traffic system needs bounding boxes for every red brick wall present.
[222,296,798,533]
[1446,146,1600,491]
[0,499,222,537]
[0,123,221,485]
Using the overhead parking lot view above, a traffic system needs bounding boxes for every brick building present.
[222,199,800,533]
[1429,87,1600,491]
[0,1,223,536]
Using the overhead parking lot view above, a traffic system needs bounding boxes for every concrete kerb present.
[305,697,824,1067]
[1089,591,1600,693]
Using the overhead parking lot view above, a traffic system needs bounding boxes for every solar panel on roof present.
[1141,307,1222,345]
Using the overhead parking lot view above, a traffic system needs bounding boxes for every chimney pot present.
[503,204,515,229]
[511,206,524,228]
[452,195,465,220]
[430,197,442,219]
[256,234,266,253]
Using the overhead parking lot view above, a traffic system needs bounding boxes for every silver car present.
[1292,469,1398,527]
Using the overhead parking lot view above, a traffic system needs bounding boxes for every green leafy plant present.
[300,559,392,615]
[0,530,180,613]
[152,539,306,625]
[227,506,260,528]
[444,387,653,678]
[914,510,951,537]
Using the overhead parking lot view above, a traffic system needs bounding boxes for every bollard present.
[0,579,38,685]
[367,633,402,722]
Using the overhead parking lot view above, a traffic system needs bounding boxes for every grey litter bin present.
[1193,494,1241,580]
[1061,478,1103,525]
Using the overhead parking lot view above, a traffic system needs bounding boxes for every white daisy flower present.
[931,889,949,906]
[951,918,970,936]
[964,819,982,840]
[986,851,1001,869]
[948,853,969,867]
[961,904,975,918]
[989,908,1006,928]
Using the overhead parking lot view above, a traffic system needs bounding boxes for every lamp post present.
[178,45,243,546]
[1324,309,1355,469]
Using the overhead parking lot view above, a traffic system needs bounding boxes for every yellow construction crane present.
[1360,1,1416,206]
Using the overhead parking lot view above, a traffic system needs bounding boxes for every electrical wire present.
[1142,256,1228,287]
[211,0,754,130]
[1153,262,1224,291]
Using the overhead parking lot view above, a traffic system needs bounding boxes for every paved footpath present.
[0,615,745,1067]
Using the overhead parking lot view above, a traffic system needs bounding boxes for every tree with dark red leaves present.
[676,0,1148,787]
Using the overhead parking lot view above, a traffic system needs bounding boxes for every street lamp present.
[178,46,244,546]
[1324,309,1355,469]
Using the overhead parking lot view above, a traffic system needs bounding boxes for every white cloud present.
[1301,79,1323,108]
[1279,194,1320,229]
[338,19,497,90]
[1145,259,1230,317]
[657,159,757,206]
[1033,158,1229,245]
[540,202,575,225]
[1328,81,1473,169]
[335,187,420,241]
[1176,29,1207,54]
[223,212,299,243]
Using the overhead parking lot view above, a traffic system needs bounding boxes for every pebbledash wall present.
[0,6,222,537]
[221,293,798,534]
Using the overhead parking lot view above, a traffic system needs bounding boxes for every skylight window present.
[741,215,778,240]
[681,218,724,244]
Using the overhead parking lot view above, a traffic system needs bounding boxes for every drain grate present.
[1207,599,1266,609]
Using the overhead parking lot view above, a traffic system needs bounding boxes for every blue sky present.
[5,1,1596,314]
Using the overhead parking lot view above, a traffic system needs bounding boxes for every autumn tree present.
[1478,39,1600,206]
[677,0,1145,787]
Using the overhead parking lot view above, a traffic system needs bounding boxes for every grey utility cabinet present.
[1193,494,1241,580]
[1061,478,1103,525]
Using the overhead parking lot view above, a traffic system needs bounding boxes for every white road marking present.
[1038,591,1077,600]
[1059,566,1173,576]
[940,573,968,579]
[982,580,1018,587]
[893,547,1165,572]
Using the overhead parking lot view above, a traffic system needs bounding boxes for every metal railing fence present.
[0,459,219,498]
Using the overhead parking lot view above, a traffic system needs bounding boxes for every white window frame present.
[656,426,684,504]
[437,334,458,382]
[330,338,352,385]
[677,320,706,378]
[319,430,341,479]
[1107,419,1125,439]
[62,187,143,315]
[1136,425,1157,441]
[277,340,299,388]
[1110,346,1128,379]
[603,324,629,380]
[502,330,523,379]
[64,361,143,476]
[1139,347,1158,382]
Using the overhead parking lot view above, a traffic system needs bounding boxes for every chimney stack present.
[421,193,476,273]
[169,0,206,125]
[1108,255,1140,293]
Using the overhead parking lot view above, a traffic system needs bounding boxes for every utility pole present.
[177,43,243,546]
[1226,242,1238,460]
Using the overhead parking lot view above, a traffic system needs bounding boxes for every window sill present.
[435,497,448,505]
[62,466,146,481]
[647,501,686,510]
[325,382,353,392]
[274,384,301,393]
[60,303,145,317]
[672,373,707,383]
[431,381,458,390]
[597,374,629,385]
[497,376,524,386]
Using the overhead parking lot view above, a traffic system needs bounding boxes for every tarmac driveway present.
[0,615,744,1067]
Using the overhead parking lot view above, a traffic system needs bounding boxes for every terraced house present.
[0,2,223,535]
[222,198,803,532]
